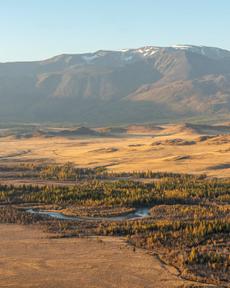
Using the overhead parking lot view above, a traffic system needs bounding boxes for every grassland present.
[0,224,191,288]
[0,122,229,287]
[0,123,229,178]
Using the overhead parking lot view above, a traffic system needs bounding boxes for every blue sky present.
[1,0,230,62]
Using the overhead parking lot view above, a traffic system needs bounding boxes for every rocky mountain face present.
[0,45,230,124]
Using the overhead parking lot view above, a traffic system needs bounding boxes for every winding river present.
[27,207,150,221]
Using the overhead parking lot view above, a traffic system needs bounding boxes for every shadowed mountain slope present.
[0,45,230,124]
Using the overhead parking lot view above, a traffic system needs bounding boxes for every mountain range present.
[1,44,230,124]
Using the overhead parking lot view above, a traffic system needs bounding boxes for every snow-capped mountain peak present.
[117,45,230,61]
[171,44,230,59]
[47,45,230,67]
[133,46,160,56]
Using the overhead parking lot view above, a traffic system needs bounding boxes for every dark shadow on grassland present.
[208,163,230,170]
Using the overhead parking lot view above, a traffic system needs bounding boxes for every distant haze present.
[0,44,230,124]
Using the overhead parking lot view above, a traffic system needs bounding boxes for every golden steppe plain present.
[0,123,229,288]
[0,224,192,288]
[0,123,229,177]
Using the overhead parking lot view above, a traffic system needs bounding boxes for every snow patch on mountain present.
[135,46,160,57]
[123,55,133,61]
[82,54,99,63]
[171,44,230,59]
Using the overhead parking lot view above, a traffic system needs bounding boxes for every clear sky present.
[1,0,230,62]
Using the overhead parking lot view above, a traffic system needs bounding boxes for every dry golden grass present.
[1,123,227,287]
[0,224,190,288]
[0,123,229,177]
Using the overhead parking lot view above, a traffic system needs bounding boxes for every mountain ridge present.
[0,44,230,124]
